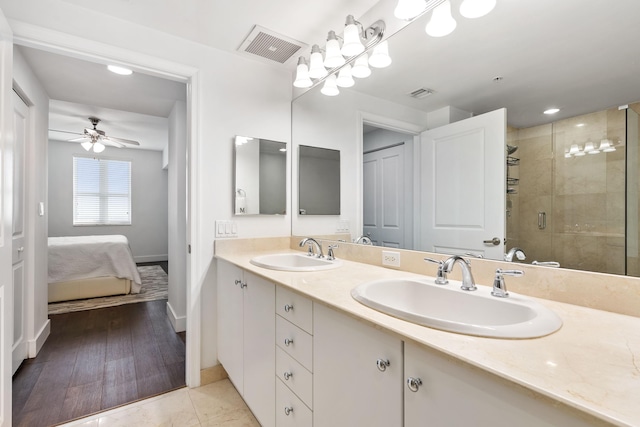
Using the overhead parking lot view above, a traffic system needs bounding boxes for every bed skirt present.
[48,276,132,303]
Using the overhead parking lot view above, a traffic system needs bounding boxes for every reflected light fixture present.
[308,45,328,79]
[336,64,355,88]
[293,57,313,88]
[599,138,616,152]
[324,31,346,68]
[459,0,496,18]
[351,54,372,78]
[584,141,600,154]
[321,74,340,96]
[426,0,457,37]
[568,144,581,156]
[394,0,427,20]
[341,15,365,57]
[369,41,392,68]
[107,65,133,75]
[544,108,560,115]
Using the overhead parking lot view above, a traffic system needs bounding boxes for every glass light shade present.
[336,64,355,88]
[293,58,313,88]
[324,31,346,68]
[568,144,580,155]
[369,41,392,68]
[341,16,365,57]
[459,0,496,19]
[573,144,586,156]
[352,54,372,78]
[599,138,616,152]
[321,74,340,96]
[394,0,427,20]
[93,142,106,153]
[426,1,457,37]
[308,45,328,79]
[584,141,600,154]
[564,150,571,158]
[81,141,93,151]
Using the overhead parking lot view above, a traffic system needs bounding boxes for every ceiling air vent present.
[408,88,435,99]
[238,25,305,65]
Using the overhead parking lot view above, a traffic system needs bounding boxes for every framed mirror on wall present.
[234,135,287,215]
[298,145,340,215]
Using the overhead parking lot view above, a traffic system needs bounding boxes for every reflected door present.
[420,108,506,260]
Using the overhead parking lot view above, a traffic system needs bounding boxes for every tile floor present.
[59,379,260,427]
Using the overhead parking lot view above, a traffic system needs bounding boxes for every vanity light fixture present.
[459,0,497,19]
[394,0,427,20]
[425,0,457,37]
[293,57,313,88]
[107,65,133,75]
[336,64,355,88]
[351,54,372,78]
[599,138,616,152]
[324,31,346,68]
[321,74,340,96]
[568,144,581,156]
[544,108,560,115]
[341,15,366,57]
[369,41,392,68]
[584,141,600,154]
[308,45,328,79]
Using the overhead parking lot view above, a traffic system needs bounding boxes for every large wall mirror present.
[291,0,640,276]
[298,145,340,215]
[234,136,286,215]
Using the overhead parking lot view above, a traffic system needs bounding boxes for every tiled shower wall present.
[507,105,630,275]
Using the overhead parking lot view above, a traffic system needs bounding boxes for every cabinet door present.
[314,303,402,427]
[243,271,275,427]
[405,341,594,427]
[216,260,244,394]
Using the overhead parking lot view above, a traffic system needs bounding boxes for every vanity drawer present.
[276,315,313,371]
[276,377,313,427]
[276,286,313,334]
[276,346,313,409]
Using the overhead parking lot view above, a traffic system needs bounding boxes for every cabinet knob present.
[17,247,24,253]
[234,279,241,286]
[283,371,293,380]
[407,377,423,392]
[240,282,247,288]
[376,358,390,372]
[284,406,294,416]
[284,338,294,347]
[284,304,294,312]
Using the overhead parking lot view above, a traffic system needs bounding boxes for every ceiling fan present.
[66,117,141,153]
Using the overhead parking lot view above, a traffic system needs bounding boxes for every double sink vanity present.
[215,236,640,427]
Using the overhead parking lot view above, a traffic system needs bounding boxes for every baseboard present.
[28,319,50,358]
[200,364,228,386]
[134,254,168,263]
[166,301,186,333]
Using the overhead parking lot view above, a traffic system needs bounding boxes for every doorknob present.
[483,237,501,246]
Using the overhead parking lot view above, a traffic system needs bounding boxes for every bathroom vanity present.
[215,238,639,427]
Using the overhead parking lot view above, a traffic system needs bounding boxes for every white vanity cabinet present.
[313,303,403,427]
[216,260,275,427]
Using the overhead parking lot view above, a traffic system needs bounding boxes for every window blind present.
[73,156,132,225]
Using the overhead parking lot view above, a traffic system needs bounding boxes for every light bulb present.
[321,74,340,96]
[93,142,106,153]
[369,41,392,68]
[459,0,496,18]
[341,15,365,57]
[324,31,345,69]
[425,0,457,37]
[308,45,328,79]
[336,64,355,88]
[81,141,93,151]
[394,0,427,20]
[351,54,372,78]
[293,57,313,88]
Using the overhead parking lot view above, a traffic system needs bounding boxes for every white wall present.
[47,140,169,262]
[12,47,50,357]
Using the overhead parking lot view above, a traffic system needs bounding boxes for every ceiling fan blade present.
[68,136,90,142]
[104,136,140,146]
[85,128,100,137]
[48,129,84,136]
[101,138,126,148]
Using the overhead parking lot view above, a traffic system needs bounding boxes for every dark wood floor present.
[12,299,185,427]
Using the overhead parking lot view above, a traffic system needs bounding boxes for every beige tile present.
[188,380,259,427]
[200,364,228,386]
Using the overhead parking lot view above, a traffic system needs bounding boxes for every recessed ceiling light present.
[576,123,585,127]
[544,108,560,115]
[107,65,133,76]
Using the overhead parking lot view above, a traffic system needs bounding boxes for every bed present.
[48,235,142,303]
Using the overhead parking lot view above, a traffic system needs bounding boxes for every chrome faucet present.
[327,244,338,261]
[355,235,373,245]
[492,269,524,298]
[299,237,324,258]
[442,255,476,291]
[423,258,448,285]
[504,247,526,262]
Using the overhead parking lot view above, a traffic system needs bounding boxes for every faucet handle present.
[327,245,338,261]
[532,260,560,268]
[492,269,524,298]
[464,252,484,259]
[423,258,448,285]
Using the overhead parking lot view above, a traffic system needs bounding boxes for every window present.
[73,156,131,225]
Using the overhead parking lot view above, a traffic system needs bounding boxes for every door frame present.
[11,25,202,387]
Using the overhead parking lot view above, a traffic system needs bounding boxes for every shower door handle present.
[483,237,501,246]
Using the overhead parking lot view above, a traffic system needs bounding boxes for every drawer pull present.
[284,304,294,312]
[407,377,423,392]
[284,406,294,416]
[284,371,293,380]
[376,358,390,372]
[284,338,294,347]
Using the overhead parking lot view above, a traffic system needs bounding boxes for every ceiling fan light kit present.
[62,117,141,153]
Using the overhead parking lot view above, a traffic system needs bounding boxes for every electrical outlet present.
[382,250,401,267]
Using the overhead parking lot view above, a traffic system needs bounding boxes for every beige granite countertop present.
[215,245,640,427]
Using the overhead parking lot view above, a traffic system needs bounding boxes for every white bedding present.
[48,235,142,293]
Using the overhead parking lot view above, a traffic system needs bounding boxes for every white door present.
[363,144,405,248]
[0,9,13,427]
[420,108,506,260]
[11,91,27,374]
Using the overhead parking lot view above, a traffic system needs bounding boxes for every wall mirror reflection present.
[234,136,286,215]
[291,0,640,276]
[298,145,340,215]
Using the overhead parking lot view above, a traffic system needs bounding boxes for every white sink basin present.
[250,253,342,272]
[351,278,562,339]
